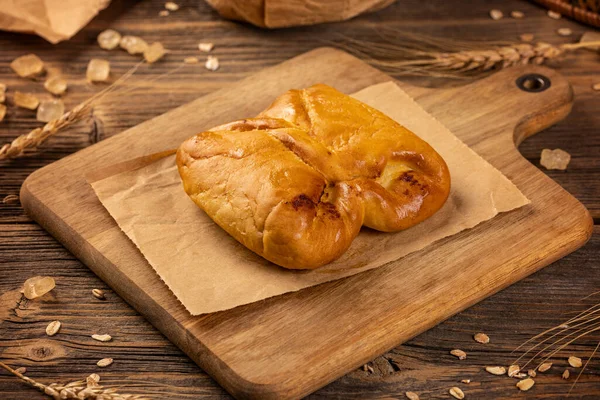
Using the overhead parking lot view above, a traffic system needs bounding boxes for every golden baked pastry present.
[177,84,450,269]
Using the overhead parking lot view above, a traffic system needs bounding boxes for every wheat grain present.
[450,349,467,360]
[568,356,582,368]
[449,387,465,399]
[45,321,61,336]
[516,378,535,391]
[485,366,506,375]
[538,362,552,372]
[92,289,106,300]
[92,334,112,342]
[2,194,19,204]
[0,361,147,399]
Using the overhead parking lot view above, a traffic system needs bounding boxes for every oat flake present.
[97,358,113,368]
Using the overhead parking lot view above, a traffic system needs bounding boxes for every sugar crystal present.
[198,42,214,52]
[97,29,122,50]
[120,36,148,55]
[0,104,6,121]
[0,83,6,103]
[144,42,167,63]
[23,276,56,299]
[10,54,45,78]
[44,76,68,95]
[184,56,199,64]
[37,99,65,122]
[205,55,219,71]
[540,148,571,170]
[86,59,110,82]
[165,2,179,11]
[14,92,40,110]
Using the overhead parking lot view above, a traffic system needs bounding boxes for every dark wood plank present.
[1,0,599,398]
[1,224,599,399]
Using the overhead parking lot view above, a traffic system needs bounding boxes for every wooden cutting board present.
[20,48,592,399]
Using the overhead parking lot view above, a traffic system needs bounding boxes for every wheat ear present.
[339,37,600,77]
[0,361,149,400]
[0,62,143,161]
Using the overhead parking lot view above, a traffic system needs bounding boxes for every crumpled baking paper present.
[90,81,530,315]
[0,0,111,44]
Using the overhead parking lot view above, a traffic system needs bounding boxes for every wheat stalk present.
[511,298,600,397]
[0,103,92,160]
[0,61,144,161]
[338,34,600,78]
[0,361,149,399]
[0,61,189,161]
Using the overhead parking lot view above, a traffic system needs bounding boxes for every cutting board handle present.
[405,65,574,148]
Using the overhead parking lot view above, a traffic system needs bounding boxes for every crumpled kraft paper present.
[90,81,530,315]
[0,0,111,44]
[205,0,396,28]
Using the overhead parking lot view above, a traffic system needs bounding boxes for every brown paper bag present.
[205,0,396,28]
[90,81,529,315]
[0,0,111,44]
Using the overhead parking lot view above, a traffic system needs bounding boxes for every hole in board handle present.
[516,74,551,93]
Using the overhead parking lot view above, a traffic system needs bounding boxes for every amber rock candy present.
[10,54,45,78]
[205,55,219,71]
[14,92,40,110]
[540,148,570,170]
[37,99,65,123]
[0,104,6,121]
[97,29,122,50]
[44,76,68,96]
[144,42,167,63]
[87,59,110,82]
[165,2,179,11]
[0,82,6,103]
[120,35,148,55]
[24,276,56,299]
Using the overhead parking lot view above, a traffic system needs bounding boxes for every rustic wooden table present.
[1,0,598,398]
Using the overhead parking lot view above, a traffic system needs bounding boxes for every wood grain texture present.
[15,46,593,398]
[1,0,599,399]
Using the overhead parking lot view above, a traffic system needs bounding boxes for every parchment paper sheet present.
[90,81,530,315]
[0,0,111,44]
